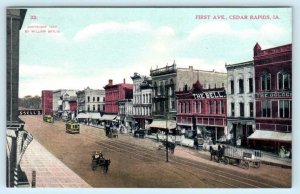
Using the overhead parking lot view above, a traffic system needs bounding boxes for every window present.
[249,78,253,93]
[98,104,100,112]
[194,102,197,113]
[93,97,95,102]
[214,101,218,114]
[231,103,235,116]
[278,72,291,90]
[230,80,234,94]
[279,100,290,118]
[239,79,244,94]
[262,101,271,117]
[209,101,213,114]
[154,82,157,96]
[240,103,244,117]
[97,97,100,102]
[93,105,95,111]
[160,82,164,96]
[261,73,271,91]
[249,102,254,117]
[87,96,90,102]
[220,100,224,114]
[87,105,90,112]
[199,101,202,114]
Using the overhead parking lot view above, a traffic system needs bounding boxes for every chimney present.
[108,79,113,86]
[123,78,126,84]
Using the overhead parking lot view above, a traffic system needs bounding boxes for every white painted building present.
[225,61,255,147]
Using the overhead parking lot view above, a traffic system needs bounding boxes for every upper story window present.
[97,97,100,102]
[279,100,291,118]
[93,97,95,102]
[239,79,244,94]
[249,78,253,93]
[278,72,291,90]
[231,103,235,117]
[230,80,234,94]
[239,102,244,117]
[160,82,164,96]
[262,100,271,117]
[249,102,254,117]
[261,72,271,91]
[87,96,90,102]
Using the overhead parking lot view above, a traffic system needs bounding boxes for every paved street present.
[19,115,291,188]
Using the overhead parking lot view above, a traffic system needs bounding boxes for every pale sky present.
[19,7,292,97]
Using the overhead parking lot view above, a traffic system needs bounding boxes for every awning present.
[89,112,101,119]
[77,112,101,119]
[100,114,117,121]
[149,120,176,129]
[77,113,88,119]
[248,130,292,142]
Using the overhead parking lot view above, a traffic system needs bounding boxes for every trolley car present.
[43,115,53,123]
[65,121,80,134]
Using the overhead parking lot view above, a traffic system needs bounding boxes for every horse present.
[101,159,111,173]
[210,145,225,163]
[163,141,176,154]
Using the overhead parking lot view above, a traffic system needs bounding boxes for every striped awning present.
[149,120,176,129]
[248,130,292,142]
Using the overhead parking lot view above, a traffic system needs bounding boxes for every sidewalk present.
[20,139,91,188]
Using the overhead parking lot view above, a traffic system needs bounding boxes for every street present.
[20,115,291,188]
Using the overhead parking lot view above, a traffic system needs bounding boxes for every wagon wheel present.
[240,160,250,169]
[253,161,261,168]
[223,157,229,165]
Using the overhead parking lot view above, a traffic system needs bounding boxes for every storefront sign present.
[193,90,226,99]
[255,92,292,98]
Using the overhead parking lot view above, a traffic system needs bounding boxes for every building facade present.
[250,43,292,153]
[149,62,227,134]
[176,80,227,142]
[77,87,105,113]
[225,61,255,146]
[6,9,33,187]
[131,73,153,130]
[41,90,53,116]
[118,99,133,131]
[52,89,78,119]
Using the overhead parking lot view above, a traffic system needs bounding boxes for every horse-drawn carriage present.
[91,151,111,173]
[210,145,261,169]
[105,125,118,138]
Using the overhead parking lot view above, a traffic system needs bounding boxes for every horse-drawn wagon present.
[105,125,118,138]
[210,145,261,169]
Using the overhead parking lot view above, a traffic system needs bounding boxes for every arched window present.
[261,72,271,91]
[277,72,291,90]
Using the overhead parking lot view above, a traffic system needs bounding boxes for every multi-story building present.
[131,73,153,130]
[225,61,255,146]
[176,80,227,142]
[6,9,33,187]
[118,99,133,131]
[77,87,105,113]
[149,62,227,134]
[102,79,133,123]
[52,89,78,119]
[249,43,292,153]
[41,90,53,116]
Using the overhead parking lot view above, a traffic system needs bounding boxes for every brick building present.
[149,62,227,134]
[248,43,292,153]
[102,79,133,123]
[176,80,227,142]
[41,90,53,115]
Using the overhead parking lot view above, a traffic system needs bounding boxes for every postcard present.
[6,7,292,188]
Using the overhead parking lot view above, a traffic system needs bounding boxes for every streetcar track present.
[22,116,285,188]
